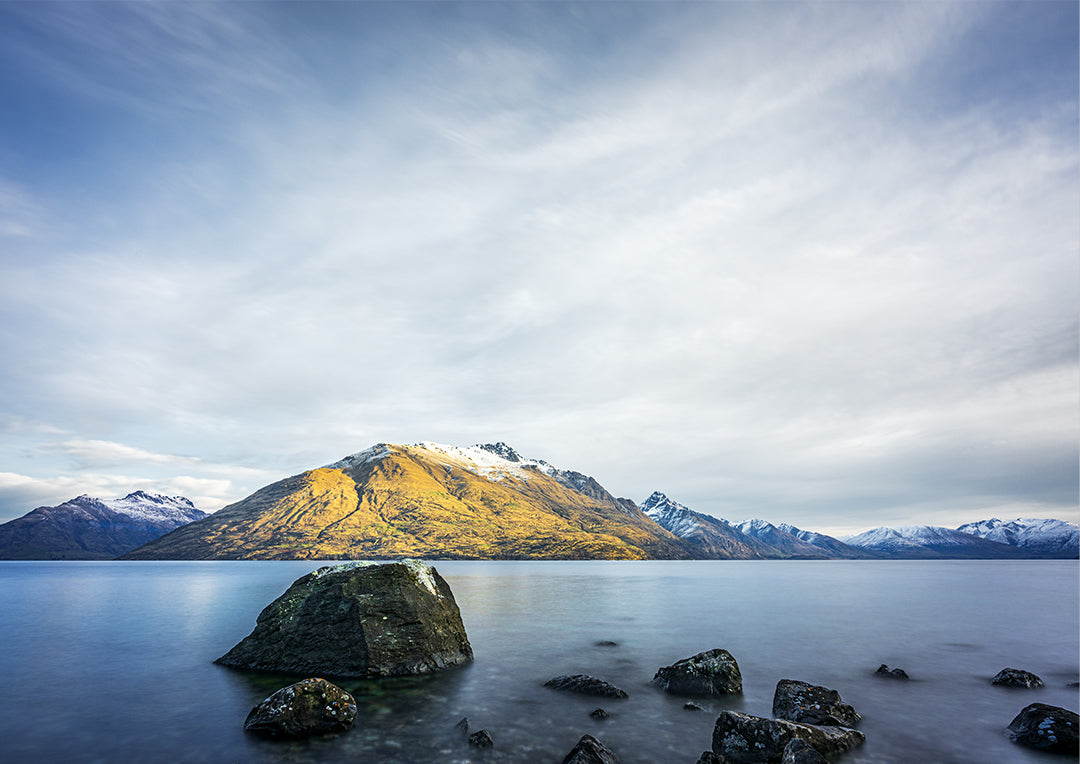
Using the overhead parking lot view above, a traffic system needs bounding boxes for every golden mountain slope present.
[122,443,692,560]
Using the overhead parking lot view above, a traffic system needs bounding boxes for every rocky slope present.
[841,525,1029,559]
[641,492,768,559]
[0,491,207,559]
[956,518,1079,558]
[734,518,872,559]
[123,442,691,560]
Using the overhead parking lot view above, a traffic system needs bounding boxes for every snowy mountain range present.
[0,491,208,560]
[956,518,1080,557]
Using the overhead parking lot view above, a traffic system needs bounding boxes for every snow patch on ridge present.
[325,444,398,471]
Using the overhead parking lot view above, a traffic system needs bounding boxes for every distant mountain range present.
[0,491,208,559]
[3,442,1076,560]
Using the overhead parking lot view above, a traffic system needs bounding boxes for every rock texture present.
[781,738,828,764]
[712,711,865,764]
[544,674,629,698]
[652,649,742,696]
[562,734,621,764]
[243,678,356,738]
[992,668,1045,688]
[1007,703,1079,754]
[772,679,861,727]
[216,560,472,677]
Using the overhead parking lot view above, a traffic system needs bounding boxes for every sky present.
[0,1,1076,535]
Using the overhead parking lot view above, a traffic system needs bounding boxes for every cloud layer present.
[0,2,1076,532]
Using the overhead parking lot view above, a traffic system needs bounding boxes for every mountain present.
[733,518,872,559]
[0,491,208,560]
[640,492,767,559]
[122,442,691,560]
[841,525,1028,559]
[956,518,1079,559]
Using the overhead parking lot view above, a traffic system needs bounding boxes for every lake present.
[0,560,1076,763]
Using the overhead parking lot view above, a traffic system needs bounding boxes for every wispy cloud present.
[0,2,1074,532]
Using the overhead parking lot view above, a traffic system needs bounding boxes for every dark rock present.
[1068,682,1080,688]
[590,707,610,719]
[545,674,629,698]
[685,702,706,712]
[875,664,909,679]
[652,648,742,696]
[781,738,828,764]
[992,668,1045,688]
[562,733,621,764]
[595,640,618,647]
[216,560,472,677]
[712,711,865,764]
[455,717,470,734]
[772,679,861,727]
[468,729,495,749]
[697,752,726,764]
[243,677,356,738]
[1007,703,1079,754]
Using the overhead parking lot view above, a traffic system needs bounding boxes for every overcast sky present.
[0,1,1076,535]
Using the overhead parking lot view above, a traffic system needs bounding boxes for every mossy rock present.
[217,560,472,677]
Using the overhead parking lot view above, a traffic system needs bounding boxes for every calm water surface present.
[0,560,1076,763]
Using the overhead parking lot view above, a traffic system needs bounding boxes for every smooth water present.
[0,560,1076,763]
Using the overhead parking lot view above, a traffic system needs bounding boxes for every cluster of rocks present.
[541,649,863,763]
[220,561,1078,759]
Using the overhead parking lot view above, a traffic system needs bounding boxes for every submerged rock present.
[696,752,725,764]
[772,679,861,727]
[1007,703,1079,754]
[712,710,865,764]
[875,664,909,680]
[562,734,621,764]
[216,560,472,677]
[468,729,494,749]
[781,738,828,764]
[590,707,610,719]
[243,677,356,738]
[992,668,1045,688]
[544,674,629,698]
[652,648,742,696]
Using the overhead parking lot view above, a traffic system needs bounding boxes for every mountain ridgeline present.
[0,491,207,560]
[8,442,1074,561]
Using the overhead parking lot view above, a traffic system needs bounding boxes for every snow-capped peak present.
[641,492,702,538]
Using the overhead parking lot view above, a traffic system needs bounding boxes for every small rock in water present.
[595,640,618,647]
[243,677,356,739]
[468,729,494,749]
[781,738,828,764]
[875,664,910,680]
[712,710,865,764]
[696,752,724,764]
[544,674,629,698]
[684,701,706,712]
[652,648,742,696]
[773,679,861,727]
[455,716,470,734]
[590,707,610,719]
[992,668,1045,688]
[562,733,621,764]
[1007,702,1079,755]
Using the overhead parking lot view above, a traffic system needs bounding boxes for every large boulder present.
[562,734,621,763]
[652,648,742,696]
[1007,703,1079,755]
[544,674,629,698]
[216,560,472,677]
[712,711,865,764]
[772,679,861,727]
[992,668,1045,688]
[243,677,356,738]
